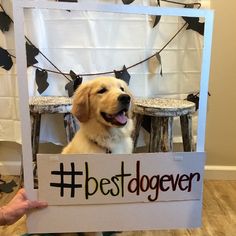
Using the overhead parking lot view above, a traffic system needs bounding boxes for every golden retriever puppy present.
[62,76,134,154]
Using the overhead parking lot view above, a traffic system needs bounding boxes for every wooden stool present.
[133,98,196,152]
[29,96,76,161]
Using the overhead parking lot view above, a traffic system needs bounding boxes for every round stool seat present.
[133,97,196,153]
[134,98,196,117]
[29,96,72,114]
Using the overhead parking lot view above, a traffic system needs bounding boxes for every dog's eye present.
[97,87,107,94]
[120,87,125,92]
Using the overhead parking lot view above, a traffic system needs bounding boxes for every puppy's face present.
[72,77,132,127]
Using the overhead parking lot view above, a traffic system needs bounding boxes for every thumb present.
[27,200,48,209]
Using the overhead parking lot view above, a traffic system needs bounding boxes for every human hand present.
[0,188,48,225]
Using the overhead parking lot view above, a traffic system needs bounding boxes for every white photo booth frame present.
[13,0,214,234]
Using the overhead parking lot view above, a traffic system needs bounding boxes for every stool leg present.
[180,114,194,151]
[64,113,78,143]
[161,117,173,152]
[150,116,162,152]
[31,112,41,162]
[133,113,144,151]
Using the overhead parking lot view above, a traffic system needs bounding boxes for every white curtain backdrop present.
[0,0,210,146]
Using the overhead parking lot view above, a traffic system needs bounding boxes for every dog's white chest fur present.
[109,137,133,154]
[62,118,134,154]
[108,122,133,154]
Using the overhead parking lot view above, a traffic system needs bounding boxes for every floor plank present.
[0,177,236,236]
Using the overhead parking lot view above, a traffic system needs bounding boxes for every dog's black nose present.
[118,94,131,105]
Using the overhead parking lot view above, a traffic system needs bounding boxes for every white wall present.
[205,0,236,166]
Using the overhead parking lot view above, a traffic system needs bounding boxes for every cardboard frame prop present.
[13,0,214,234]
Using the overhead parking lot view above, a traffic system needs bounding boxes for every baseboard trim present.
[1,161,236,180]
[0,161,22,176]
[204,165,236,180]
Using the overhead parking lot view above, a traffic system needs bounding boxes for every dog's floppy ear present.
[122,81,134,119]
[71,83,90,122]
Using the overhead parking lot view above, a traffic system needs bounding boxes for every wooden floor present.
[0,176,236,236]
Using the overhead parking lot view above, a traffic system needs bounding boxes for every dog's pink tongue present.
[115,112,128,124]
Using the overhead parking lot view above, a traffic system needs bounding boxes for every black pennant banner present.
[35,69,49,94]
[0,47,13,71]
[153,15,161,28]
[182,4,204,36]
[65,70,83,97]
[26,42,39,67]
[0,11,12,32]
[114,65,131,85]
[122,0,135,4]
[155,53,163,76]
[182,16,205,35]
[187,93,199,110]
[182,4,205,35]
[152,0,161,28]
